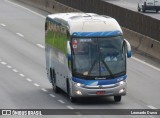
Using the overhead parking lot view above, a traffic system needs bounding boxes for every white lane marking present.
[37,44,45,49]
[19,73,25,77]
[58,100,65,104]
[16,33,24,37]
[82,117,87,118]
[26,78,32,82]
[34,83,40,87]
[147,105,157,109]
[12,69,18,73]
[1,24,6,27]
[5,0,45,18]
[132,57,160,72]
[75,112,82,117]
[67,106,74,110]
[7,65,12,68]
[49,94,55,98]
[1,62,7,65]
[41,88,47,92]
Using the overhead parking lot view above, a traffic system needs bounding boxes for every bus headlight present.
[73,82,85,87]
[76,90,82,95]
[76,83,81,87]
[118,80,126,86]
[119,88,125,93]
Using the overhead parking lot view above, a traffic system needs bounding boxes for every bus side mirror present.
[67,41,71,60]
[124,39,132,58]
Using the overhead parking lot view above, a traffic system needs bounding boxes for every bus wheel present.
[114,96,121,102]
[138,8,141,12]
[69,96,76,103]
[142,8,145,13]
[142,6,146,13]
[138,5,141,12]
[67,81,76,103]
[51,70,60,93]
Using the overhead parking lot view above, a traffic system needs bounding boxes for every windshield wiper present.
[101,59,114,78]
[88,59,98,76]
[88,59,114,78]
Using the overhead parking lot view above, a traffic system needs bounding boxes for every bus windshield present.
[72,36,126,79]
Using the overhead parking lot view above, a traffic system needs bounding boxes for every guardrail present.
[56,0,160,42]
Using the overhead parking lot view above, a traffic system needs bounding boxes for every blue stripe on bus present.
[72,75,127,85]
[72,30,122,37]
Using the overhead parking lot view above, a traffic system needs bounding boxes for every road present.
[103,0,160,20]
[0,0,160,117]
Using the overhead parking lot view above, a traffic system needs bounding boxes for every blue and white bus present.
[45,13,131,102]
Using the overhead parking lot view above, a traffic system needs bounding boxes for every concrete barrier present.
[16,0,160,60]
[123,28,160,60]
[147,39,160,60]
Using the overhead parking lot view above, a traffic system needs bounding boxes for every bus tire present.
[138,4,141,12]
[114,96,121,102]
[142,6,146,13]
[142,9,145,13]
[142,8,145,13]
[51,69,60,93]
[67,80,76,103]
[70,96,76,103]
[138,8,141,12]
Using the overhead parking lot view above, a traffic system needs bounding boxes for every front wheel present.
[142,6,146,13]
[51,70,60,93]
[138,4,141,12]
[67,81,76,103]
[69,96,77,103]
[114,96,121,102]
[142,8,146,13]
[138,8,141,12]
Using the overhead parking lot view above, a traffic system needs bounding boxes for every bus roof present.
[47,13,122,35]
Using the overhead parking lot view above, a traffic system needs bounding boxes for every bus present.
[45,13,132,102]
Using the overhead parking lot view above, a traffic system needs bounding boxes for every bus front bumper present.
[71,82,127,97]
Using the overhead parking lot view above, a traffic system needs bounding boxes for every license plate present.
[96,91,105,95]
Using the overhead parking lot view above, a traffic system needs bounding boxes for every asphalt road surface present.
[0,0,160,118]
[103,0,160,20]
